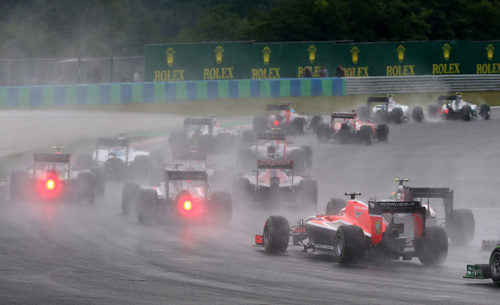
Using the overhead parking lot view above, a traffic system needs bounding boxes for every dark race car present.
[10,152,101,204]
[392,179,475,245]
[132,168,232,225]
[428,94,490,121]
[168,117,237,154]
[233,159,317,209]
[464,243,500,287]
[255,193,448,265]
[316,111,388,145]
[237,131,312,173]
[252,103,315,135]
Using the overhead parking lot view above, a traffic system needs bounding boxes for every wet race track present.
[0,109,499,305]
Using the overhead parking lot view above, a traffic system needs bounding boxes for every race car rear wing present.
[166,170,208,181]
[96,137,130,148]
[367,97,389,105]
[266,104,291,111]
[256,132,286,141]
[257,159,294,170]
[438,95,458,101]
[34,153,71,163]
[368,200,426,215]
[403,187,453,220]
[331,112,356,119]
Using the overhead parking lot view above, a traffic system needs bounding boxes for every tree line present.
[0,0,498,58]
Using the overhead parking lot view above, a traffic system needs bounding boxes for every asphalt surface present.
[1,109,500,304]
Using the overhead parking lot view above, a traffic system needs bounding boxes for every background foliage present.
[0,0,498,58]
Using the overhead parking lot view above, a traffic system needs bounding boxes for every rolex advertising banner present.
[145,40,500,81]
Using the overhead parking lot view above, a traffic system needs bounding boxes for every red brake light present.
[444,108,449,114]
[273,120,279,126]
[183,200,192,210]
[46,179,55,190]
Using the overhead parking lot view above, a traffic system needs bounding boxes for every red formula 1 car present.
[316,112,388,145]
[255,193,448,265]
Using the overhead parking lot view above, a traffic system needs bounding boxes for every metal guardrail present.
[345,75,500,94]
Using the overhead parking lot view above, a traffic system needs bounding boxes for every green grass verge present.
[37,90,500,116]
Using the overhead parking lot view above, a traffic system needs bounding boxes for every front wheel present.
[263,216,290,253]
[333,225,367,264]
[316,123,330,143]
[446,208,475,245]
[479,104,491,120]
[412,106,424,122]
[489,246,500,286]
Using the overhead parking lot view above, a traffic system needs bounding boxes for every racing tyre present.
[232,177,251,205]
[297,180,318,208]
[412,106,424,122]
[300,145,313,168]
[333,225,367,264]
[358,125,372,145]
[479,104,491,120]
[263,216,290,253]
[240,130,255,145]
[10,170,29,201]
[253,115,267,133]
[212,191,232,225]
[290,118,305,134]
[357,106,370,120]
[489,246,500,286]
[137,189,158,225]
[310,115,323,133]
[326,198,346,215]
[416,225,448,266]
[77,172,95,204]
[392,107,404,124]
[290,149,306,174]
[316,123,330,143]
[121,182,140,216]
[462,105,472,121]
[445,208,475,246]
[376,124,388,142]
[90,167,106,196]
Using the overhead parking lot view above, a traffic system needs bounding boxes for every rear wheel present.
[333,225,367,264]
[290,149,306,174]
[10,170,29,200]
[479,104,491,120]
[489,246,500,286]
[310,115,323,133]
[358,125,372,145]
[121,182,140,216]
[290,118,305,134]
[77,172,95,204]
[137,189,159,225]
[412,106,424,122]
[376,124,388,142]
[212,192,232,225]
[445,208,475,245]
[416,225,448,266]
[316,123,330,143]
[326,198,346,215]
[392,107,404,124]
[263,216,290,253]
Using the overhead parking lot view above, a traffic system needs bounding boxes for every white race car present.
[359,95,424,123]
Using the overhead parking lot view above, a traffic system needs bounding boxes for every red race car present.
[255,193,448,265]
[316,112,388,145]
